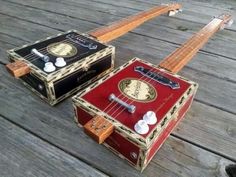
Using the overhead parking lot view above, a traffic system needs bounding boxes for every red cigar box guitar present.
[72,14,233,171]
[5,3,181,105]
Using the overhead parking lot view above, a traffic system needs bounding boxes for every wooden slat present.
[0,116,108,177]
[0,3,235,82]
[174,101,236,162]
[0,0,236,176]
[1,9,236,113]
[82,0,236,30]
[0,64,234,177]
[1,0,236,60]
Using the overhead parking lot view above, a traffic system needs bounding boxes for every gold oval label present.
[47,42,77,57]
[118,78,157,102]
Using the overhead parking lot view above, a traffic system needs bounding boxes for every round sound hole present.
[47,42,77,57]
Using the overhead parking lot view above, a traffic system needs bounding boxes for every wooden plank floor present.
[0,0,236,176]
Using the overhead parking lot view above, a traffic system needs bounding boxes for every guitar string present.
[102,62,164,115]
[22,5,180,62]
[165,18,220,66]
[105,53,176,117]
[111,23,212,118]
[24,33,91,59]
[106,21,214,120]
[110,18,223,120]
[22,33,92,61]
[105,66,158,116]
[105,52,181,117]
[26,40,79,63]
[164,19,220,69]
[23,37,79,60]
[99,16,227,116]
[89,3,182,116]
[105,16,225,116]
[26,39,82,62]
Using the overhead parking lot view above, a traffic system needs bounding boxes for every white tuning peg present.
[226,19,234,28]
[143,111,157,125]
[168,10,177,16]
[43,62,56,73]
[134,120,149,135]
[55,57,66,67]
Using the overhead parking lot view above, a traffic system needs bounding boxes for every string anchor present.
[109,93,136,113]
[31,48,50,62]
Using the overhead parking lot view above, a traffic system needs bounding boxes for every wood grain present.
[89,3,181,42]
[1,5,236,82]
[0,64,233,177]
[1,0,235,60]
[0,0,236,176]
[84,116,114,144]
[159,15,231,73]
[87,0,236,30]
[0,116,108,177]
[6,60,30,78]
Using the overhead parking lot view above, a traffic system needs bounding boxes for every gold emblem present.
[118,78,157,102]
[47,42,77,57]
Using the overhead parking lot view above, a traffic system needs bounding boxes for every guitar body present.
[7,30,114,105]
[6,3,182,105]
[73,58,198,171]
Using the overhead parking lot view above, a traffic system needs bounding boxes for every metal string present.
[104,19,216,119]
[26,40,79,63]
[22,33,87,61]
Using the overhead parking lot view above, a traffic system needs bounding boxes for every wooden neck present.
[158,16,230,74]
[89,3,181,43]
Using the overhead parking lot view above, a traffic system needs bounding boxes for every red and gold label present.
[118,78,157,102]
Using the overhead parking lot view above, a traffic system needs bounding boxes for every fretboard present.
[158,17,226,74]
[89,3,181,43]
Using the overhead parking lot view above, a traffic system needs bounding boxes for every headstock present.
[164,2,182,11]
[163,3,182,16]
[215,14,234,29]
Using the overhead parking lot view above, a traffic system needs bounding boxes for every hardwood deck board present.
[0,0,236,176]
[1,0,236,60]
[1,16,236,115]
[0,64,234,177]
[113,35,236,83]
[0,3,236,82]
[0,116,108,177]
[0,0,235,158]
[85,0,236,30]
[1,15,236,88]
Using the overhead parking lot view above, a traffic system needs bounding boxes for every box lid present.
[7,30,114,82]
[73,58,198,149]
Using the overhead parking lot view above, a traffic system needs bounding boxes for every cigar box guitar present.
[72,14,233,171]
[5,3,181,105]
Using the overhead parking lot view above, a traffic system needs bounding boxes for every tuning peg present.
[226,19,234,28]
[55,57,66,67]
[43,62,56,73]
[134,120,149,134]
[168,9,182,16]
[168,10,177,16]
[143,111,157,125]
